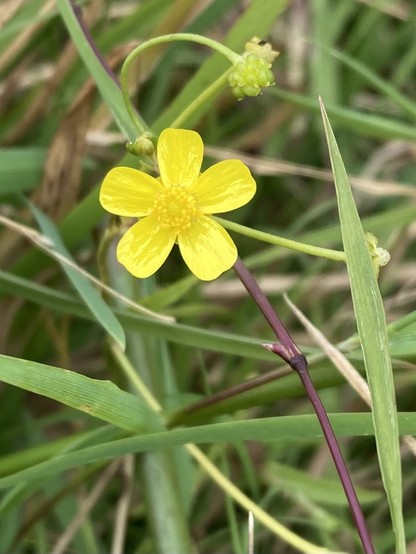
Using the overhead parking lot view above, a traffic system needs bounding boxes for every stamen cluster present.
[153,186,201,232]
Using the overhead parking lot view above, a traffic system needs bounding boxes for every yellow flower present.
[100,128,256,281]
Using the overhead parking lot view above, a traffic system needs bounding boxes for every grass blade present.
[328,47,416,121]
[27,201,126,350]
[56,0,139,140]
[0,354,161,433]
[271,87,416,142]
[1,413,416,489]
[319,98,406,554]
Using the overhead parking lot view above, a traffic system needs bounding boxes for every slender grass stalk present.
[169,70,231,128]
[233,257,375,554]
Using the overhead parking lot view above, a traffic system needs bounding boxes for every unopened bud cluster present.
[228,38,279,100]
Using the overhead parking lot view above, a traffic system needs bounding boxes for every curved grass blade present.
[56,0,140,140]
[0,412,416,490]
[0,269,272,361]
[27,201,126,350]
[319,99,406,554]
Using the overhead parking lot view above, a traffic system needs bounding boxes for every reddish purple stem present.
[233,257,375,554]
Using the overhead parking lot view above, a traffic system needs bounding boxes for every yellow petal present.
[178,216,237,280]
[100,167,163,216]
[192,160,256,213]
[117,215,176,278]
[157,129,203,188]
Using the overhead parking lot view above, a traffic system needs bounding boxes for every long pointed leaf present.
[28,201,126,350]
[56,0,140,140]
[0,412,415,490]
[0,354,161,433]
[319,99,406,553]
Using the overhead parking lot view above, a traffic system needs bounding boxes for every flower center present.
[152,186,201,232]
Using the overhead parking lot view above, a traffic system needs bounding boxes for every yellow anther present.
[152,186,201,232]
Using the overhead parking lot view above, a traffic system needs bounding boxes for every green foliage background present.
[0,1,416,553]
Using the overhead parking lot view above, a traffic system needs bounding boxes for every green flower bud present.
[126,132,156,156]
[228,38,278,100]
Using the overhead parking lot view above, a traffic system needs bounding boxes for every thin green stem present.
[214,217,346,262]
[169,70,231,128]
[109,342,162,413]
[187,444,334,554]
[120,33,241,134]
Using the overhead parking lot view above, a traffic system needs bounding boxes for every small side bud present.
[366,232,390,279]
[126,132,156,156]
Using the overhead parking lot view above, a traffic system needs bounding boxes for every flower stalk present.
[233,257,376,554]
[215,216,346,262]
[119,33,278,134]
[120,33,240,135]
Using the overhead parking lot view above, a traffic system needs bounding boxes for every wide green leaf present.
[0,148,45,195]
[0,354,161,433]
